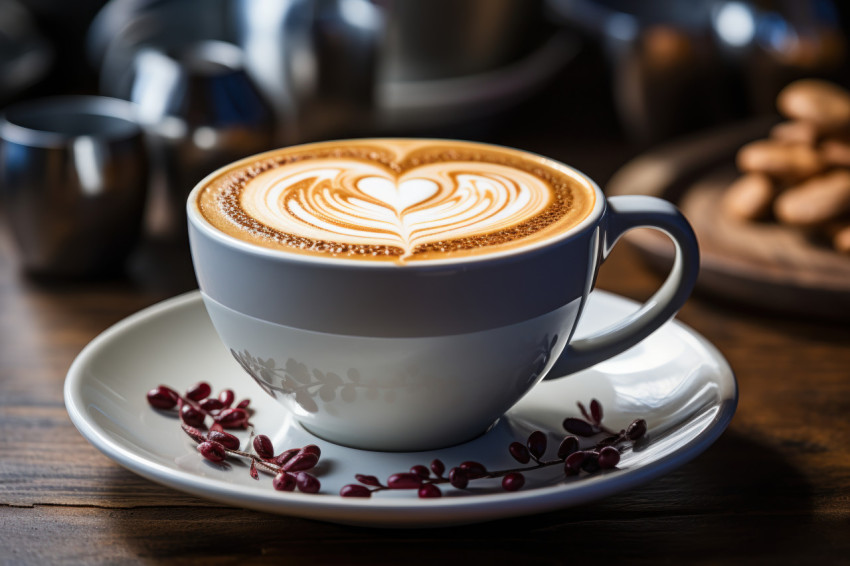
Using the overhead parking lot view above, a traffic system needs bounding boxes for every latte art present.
[240,160,551,259]
[196,140,596,262]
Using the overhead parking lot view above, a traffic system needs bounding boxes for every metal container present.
[130,40,275,236]
[87,0,552,137]
[0,96,148,277]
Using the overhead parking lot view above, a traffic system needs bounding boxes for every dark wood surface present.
[2,128,850,565]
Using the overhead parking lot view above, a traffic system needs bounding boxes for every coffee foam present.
[196,140,596,262]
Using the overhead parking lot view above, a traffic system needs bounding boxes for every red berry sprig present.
[147,382,251,429]
[146,382,321,493]
[339,399,648,499]
[148,384,647,499]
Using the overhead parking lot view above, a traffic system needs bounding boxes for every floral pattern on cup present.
[231,333,559,415]
[231,349,422,413]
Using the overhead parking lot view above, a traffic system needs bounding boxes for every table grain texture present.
[1,129,849,565]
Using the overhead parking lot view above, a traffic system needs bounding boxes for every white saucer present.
[64,290,736,528]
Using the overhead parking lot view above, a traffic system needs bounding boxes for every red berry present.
[410,465,430,479]
[215,408,249,429]
[581,450,601,473]
[387,473,423,489]
[340,484,372,498]
[502,472,525,492]
[430,459,445,477]
[282,452,319,472]
[200,398,224,412]
[598,446,620,469]
[198,441,226,462]
[449,467,469,489]
[207,430,240,451]
[253,435,275,459]
[418,483,442,498]
[590,399,603,424]
[180,404,205,427]
[218,389,235,408]
[273,472,296,491]
[459,461,487,479]
[626,419,647,441]
[564,451,587,475]
[186,381,212,401]
[526,431,547,460]
[146,386,179,409]
[355,474,381,487]
[296,472,321,493]
[273,448,299,467]
[300,444,321,458]
[563,417,597,437]
[509,441,531,464]
[557,436,580,459]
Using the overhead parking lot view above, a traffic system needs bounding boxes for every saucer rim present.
[64,290,737,527]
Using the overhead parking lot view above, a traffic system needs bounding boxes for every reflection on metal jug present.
[0,96,149,277]
[130,40,275,238]
[234,0,383,143]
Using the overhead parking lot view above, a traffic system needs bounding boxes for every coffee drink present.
[189,137,700,450]
[196,139,596,262]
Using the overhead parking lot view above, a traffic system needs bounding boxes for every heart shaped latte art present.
[239,159,552,257]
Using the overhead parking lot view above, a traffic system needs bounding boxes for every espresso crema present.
[195,139,596,262]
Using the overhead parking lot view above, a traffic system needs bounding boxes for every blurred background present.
[1,0,849,289]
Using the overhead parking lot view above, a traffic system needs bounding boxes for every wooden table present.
[2,136,849,565]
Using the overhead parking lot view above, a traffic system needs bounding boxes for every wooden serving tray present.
[606,119,850,320]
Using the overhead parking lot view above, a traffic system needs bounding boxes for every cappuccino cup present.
[187,139,699,451]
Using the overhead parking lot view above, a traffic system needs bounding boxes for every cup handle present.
[544,195,700,379]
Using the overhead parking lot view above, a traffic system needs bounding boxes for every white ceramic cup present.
[187,140,699,451]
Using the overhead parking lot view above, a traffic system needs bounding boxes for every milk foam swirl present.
[239,160,551,258]
[196,140,596,262]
